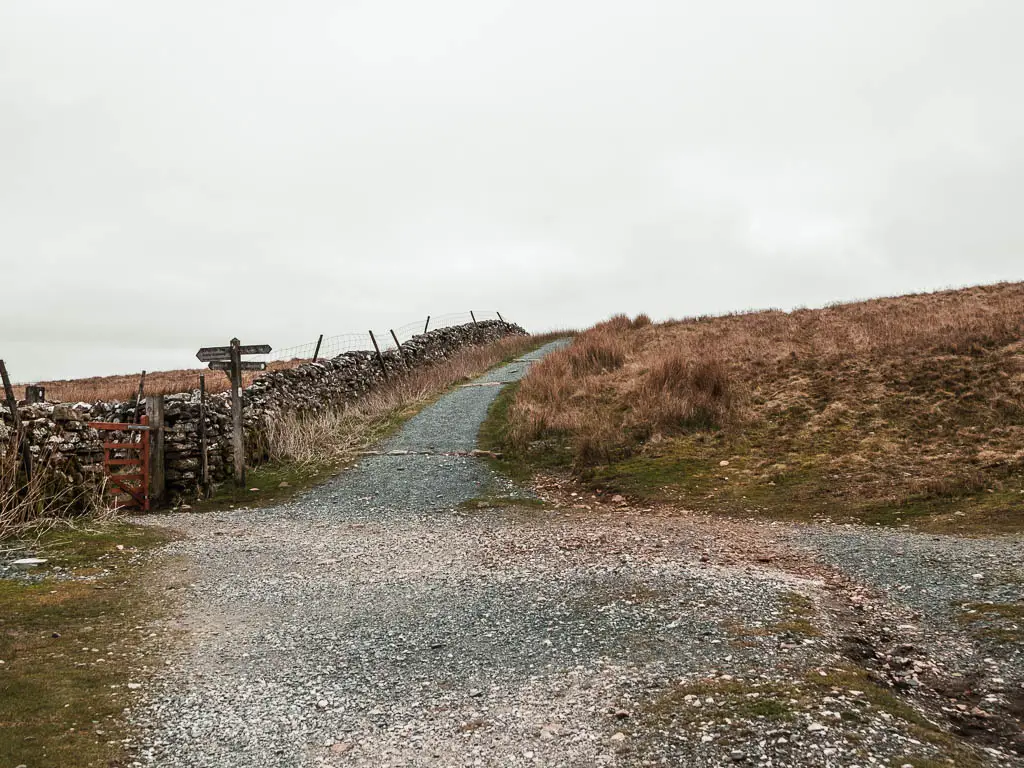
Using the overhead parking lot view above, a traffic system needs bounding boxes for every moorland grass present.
[489,283,1024,532]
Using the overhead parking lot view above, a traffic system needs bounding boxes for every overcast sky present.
[2,1,1022,381]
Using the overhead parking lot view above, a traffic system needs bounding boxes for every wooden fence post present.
[147,395,165,507]
[368,331,389,381]
[389,329,409,370]
[312,334,324,363]
[423,316,430,334]
[199,374,210,496]
[0,359,32,483]
[497,311,505,325]
[133,371,146,424]
[230,338,245,487]
[470,311,478,326]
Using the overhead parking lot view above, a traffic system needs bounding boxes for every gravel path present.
[791,525,1024,742]
[128,342,1023,767]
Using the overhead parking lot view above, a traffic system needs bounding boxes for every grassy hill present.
[487,282,1024,532]
[12,359,309,403]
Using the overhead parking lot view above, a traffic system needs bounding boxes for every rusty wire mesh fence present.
[264,311,507,363]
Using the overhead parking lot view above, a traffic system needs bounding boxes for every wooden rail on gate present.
[87,418,151,511]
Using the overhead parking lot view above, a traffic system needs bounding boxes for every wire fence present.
[264,311,508,363]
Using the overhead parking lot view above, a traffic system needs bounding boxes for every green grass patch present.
[19,522,177,571]
[192,460,336,514]
[955,602,1024,643]
[570,432,1024,534]
[638,678,797,728]
[858,490,1024,534]
[773,591,822,637]
[477,382,518,457]
[457,495,551,512]
[725,591,822,641]
[1,521,177,767]
[803,668,981,764]
[634,667,983,765]
[478,381,574,481]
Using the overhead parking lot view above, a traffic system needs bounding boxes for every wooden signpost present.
[196,339,271,487]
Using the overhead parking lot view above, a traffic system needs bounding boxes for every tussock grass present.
[636,354,734,434]
[508,313,740,463]
[498,283,1024,529]
[0,447,105,540]
[566,330,628,377]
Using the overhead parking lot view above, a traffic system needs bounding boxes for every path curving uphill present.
[132,340,1022,767]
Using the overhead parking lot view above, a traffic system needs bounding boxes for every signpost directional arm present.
[196,347,231,363]
[197,344,270,362]
[208,361,266,372]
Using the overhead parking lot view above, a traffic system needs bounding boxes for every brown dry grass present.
[14,360,309,404]
[503,282,1024,528]
[0,447,106,539]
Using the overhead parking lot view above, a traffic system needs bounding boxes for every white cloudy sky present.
[1,0,1022,381]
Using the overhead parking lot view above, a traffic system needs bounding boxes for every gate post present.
[230,338,246,487]
[147,395,165,507]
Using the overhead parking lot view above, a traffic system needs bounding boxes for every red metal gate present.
[87,418,151,511]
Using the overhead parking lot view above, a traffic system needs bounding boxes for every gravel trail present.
[130,342,1021,767]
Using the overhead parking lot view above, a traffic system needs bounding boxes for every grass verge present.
[478,381,574,482]
[0,521,177,767]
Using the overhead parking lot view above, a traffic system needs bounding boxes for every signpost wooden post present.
[196,339,271,488]
[229,339,244,487]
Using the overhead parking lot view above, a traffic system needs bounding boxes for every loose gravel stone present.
[126,341,1022,767]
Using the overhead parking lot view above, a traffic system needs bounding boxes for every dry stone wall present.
[0,320,525,506]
